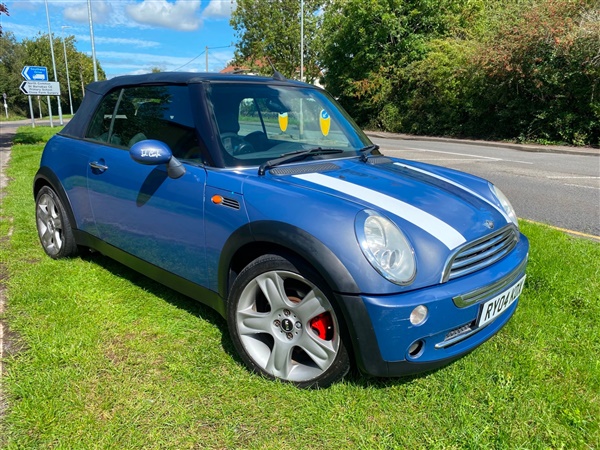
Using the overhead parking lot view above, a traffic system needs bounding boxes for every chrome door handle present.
[89,161,109,171]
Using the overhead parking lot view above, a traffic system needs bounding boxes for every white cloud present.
[98,50,200,72]
[97,48,234,77]
[98,50,186,65]
[6,0,37,12]
[206,48,234,69]
[80,35,161,49]
[64,1,113,24]
[2,22,42,39]
[125,0,202,31]
[203,0,236,19]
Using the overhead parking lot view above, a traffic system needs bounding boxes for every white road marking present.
[546,175,600,189]
[547,176,599,179]
[397,146,534,165]
[406,158,497,163]
[564,184,600,190]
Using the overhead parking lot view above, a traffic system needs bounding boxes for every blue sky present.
[2,0,238,78]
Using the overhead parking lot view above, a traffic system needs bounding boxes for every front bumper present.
[337,235,529,377]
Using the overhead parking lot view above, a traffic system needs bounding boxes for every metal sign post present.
[2,93,7,119]
[28,96,35,127]
[47,96,53,127]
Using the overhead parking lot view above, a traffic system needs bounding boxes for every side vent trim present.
[221,197,240,210]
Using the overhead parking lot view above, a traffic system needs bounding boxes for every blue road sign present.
[21,66,49,81]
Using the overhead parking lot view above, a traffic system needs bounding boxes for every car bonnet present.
[275,158,512,253]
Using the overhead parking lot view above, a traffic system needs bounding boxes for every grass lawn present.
[0,127,598,449]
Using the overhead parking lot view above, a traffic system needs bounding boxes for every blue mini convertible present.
[34,72,528,387]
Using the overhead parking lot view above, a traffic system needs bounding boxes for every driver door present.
[84,84,209,287]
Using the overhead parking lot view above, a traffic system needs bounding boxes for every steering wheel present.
[220,132,255,156]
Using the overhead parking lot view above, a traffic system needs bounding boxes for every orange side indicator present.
[211,195,224,204]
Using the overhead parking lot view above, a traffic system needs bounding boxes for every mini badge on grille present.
[485,220,495,229]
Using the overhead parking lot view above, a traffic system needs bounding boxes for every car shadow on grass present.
[80,250,451,390]
[79,251,232,339]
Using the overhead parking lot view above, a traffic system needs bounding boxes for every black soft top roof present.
[61,72,308,139]
[85,72,306,96]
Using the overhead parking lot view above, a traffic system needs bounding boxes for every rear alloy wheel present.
[228,254,350,388]
[35,186,78,259]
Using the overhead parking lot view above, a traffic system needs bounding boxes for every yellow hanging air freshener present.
[278,112,288,132]
[319,109,330,136]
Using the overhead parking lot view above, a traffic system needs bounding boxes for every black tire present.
[35,186,79,259]
[227,253,350,388]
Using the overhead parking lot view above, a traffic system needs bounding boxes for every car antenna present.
[266,57,286,81]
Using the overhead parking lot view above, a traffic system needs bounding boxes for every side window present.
[86,85,201,159]
[86,90,121,144]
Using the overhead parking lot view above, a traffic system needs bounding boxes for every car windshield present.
[206,83,372,168]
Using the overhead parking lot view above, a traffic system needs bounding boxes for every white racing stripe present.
[393,162,512,223]
[294,172,466,250]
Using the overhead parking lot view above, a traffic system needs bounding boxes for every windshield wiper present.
[258,147,344,176]
[359,144,380,162]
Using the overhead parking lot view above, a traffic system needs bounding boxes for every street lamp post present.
[61,26,74,115]
[87,0,98,81]
[44,0,63,126]
[300,0,304,82]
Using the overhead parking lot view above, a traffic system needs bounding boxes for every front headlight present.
[355,210,416,285]
[490,184,519,227]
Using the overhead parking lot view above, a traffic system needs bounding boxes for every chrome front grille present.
[443,225,519,282]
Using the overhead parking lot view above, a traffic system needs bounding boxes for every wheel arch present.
[33,167,78,230]
[218,221,360,301]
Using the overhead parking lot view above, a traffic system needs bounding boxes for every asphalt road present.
[369,134,600,237]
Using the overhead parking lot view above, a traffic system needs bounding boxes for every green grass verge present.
[0,115,73,123]
[0,127,598,449]
[10,126,64,145]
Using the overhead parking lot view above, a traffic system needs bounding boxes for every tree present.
[0,3,8,37]
[471,0,600,145]
[230,0,324,82]
[0,32,27,116]
[318,0,598,145]
[22,33,106,114]
[318,0,474,127]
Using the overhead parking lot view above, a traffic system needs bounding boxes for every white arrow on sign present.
[21,66,49,81]
[19,81,61,96]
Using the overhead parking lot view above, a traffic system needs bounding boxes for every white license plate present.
[477,275,526,328]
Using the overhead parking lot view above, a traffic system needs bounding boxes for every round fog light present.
[410,305,428,325]
[408,340,424,357]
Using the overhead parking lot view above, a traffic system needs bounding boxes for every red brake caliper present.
[309,313,333,340]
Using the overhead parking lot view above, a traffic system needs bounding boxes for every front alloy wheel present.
[228,254,350,388]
